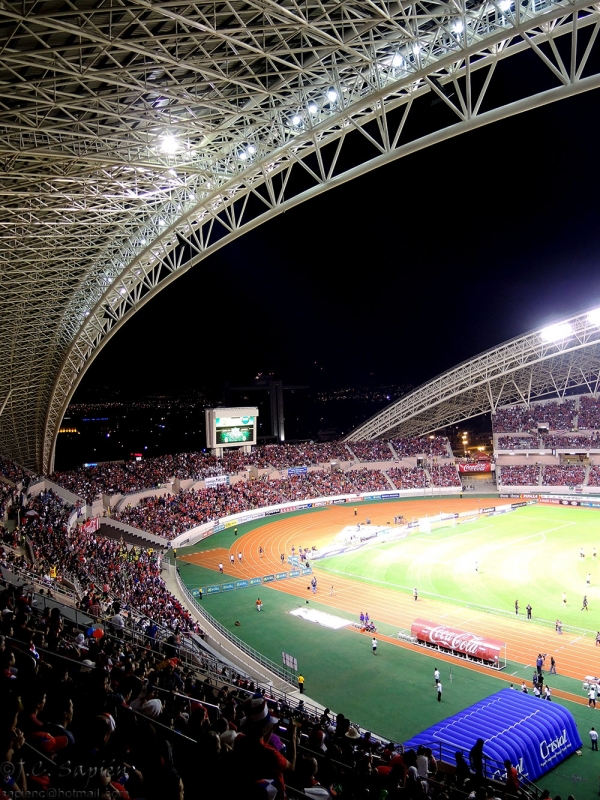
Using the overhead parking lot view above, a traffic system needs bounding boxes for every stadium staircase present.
[383,470,397,490]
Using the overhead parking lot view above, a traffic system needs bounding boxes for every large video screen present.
[215,416,255,444]
[205,407,258,449]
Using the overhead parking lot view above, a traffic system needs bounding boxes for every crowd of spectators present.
[541,434,600,450]
[0,482,15,519]
[115,470,392,539]
[50,439,457,505]
[541,465,586,487]
[0,558,507,800]
[387,468,430,490]
[496,437,540,451]
[493,400,576,433]
[428,466,461,488]
[498,466,540,486]
[18,490,197,636]
[346,441,393,462]
[587,465,600,486]
[575,395,600,429]
[1,489,518,800]
[390,437,450,458]
[0,456,31,485]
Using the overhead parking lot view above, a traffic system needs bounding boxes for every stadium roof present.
[346,307,600,440]
[2,1,600,473]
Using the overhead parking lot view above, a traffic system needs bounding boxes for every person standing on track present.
[256,598,262,612]
[515,599,519,615]
[590,727,599,750]
[434,668,440,686]
[526,604,532,620]
[372,637,377,655]
[230,554,235,566]
[414,587,418,602]
[238,551,243,564]
[219,562,223,574]
[259,546,264,558]
[437,681,443,702]
[589,684,597,708]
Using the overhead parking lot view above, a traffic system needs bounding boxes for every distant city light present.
[540,322,572,342]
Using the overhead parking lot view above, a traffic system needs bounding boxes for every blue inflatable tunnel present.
[403,688,582,781]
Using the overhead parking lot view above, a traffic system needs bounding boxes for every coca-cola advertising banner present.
[458,462,492,473]
[411,618,504,665]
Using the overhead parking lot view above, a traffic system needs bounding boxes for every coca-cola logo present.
[428,625,486,656]
[459,463,490,472]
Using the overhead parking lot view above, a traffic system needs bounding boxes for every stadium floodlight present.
[307,102,318,114]
[452,20,464,33]
[238,150,248,160]
[160,135,179,155]
[499,0,512,9]
[326,88,338,103]
[392,53,403,67]
[540,322,572,342]
[292,114,302,127]
[247,144,256,155]
[587,309,600,326]
[413,44,422,54]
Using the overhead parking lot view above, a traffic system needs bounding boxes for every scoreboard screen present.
[205,407,259,449]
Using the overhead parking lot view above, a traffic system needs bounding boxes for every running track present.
[179,498,598,706]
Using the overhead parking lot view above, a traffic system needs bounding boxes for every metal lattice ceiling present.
[3,0,600,472]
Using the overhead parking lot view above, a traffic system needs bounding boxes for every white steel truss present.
[2,1,600,472]
[346,308,600,440]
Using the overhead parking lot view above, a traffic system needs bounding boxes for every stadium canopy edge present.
[345,307,600,441]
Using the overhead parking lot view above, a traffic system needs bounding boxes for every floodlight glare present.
[247,144,256,155]
[292,114,302,126]
[587,309,600,326]
[499,0,511,9]
[413,44,422,54]
[326,88,338,103]
[540,322,573,342]
[392,53,403,67]
[452,20,464,33]
[308,102,318,114]
[160,135,179,154]
[239,151,248,160]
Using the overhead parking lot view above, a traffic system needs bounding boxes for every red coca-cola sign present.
[411,618,504,664]
[458,462,492,473]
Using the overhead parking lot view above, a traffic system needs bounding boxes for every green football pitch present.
[182,502,600,795]
[316,504,600,628]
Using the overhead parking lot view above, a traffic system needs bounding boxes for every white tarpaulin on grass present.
[290,607,353,630]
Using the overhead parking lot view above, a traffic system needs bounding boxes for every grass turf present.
[317,505,600,629]
[198,584,600,797]
[180,502,600,794]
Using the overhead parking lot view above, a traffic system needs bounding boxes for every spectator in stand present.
[499,465,540,486]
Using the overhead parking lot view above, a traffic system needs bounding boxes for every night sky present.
[77,88,600,401]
